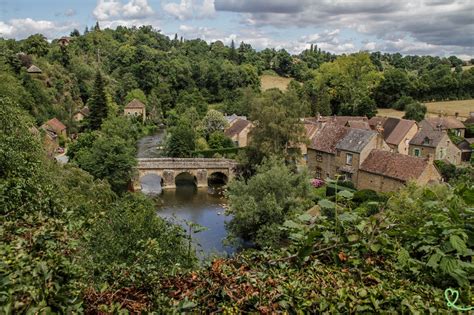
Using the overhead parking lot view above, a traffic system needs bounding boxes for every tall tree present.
[87,71,108,130]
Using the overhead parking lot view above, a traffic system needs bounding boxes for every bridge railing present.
[136,157,238,169]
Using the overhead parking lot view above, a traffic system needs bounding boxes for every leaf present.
[318,199,336,209]
[337,190,354,199]
[283,220,302,229]
[397,247,410,266]
[426,251,443,268]
[370,244,381,252]
[347,234,359,242]
[449,235,467,255]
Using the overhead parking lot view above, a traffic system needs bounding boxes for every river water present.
[137,131,235,258]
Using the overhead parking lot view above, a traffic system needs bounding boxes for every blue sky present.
[1,0,473,58]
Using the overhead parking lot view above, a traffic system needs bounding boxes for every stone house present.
[409,128,462,165]
[73,106,89,122]
[369,117,418,154]
[358,150,442,193]
[334,129,389,184]
[307,123,349,180]
[422,116,466,137]
[224,118,253,147]
[124,99,146,122]
[298,120,321,165]
[40,118,67,137]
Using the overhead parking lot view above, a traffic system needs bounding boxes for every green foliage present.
[393,95,417,111]
[124,88,147,105]
[201,109,228,138]
[86,71,108,130]
[208,131,234,149]
[83,193,195,287]
[226,158,313,247]
[403,101,427,122]
[165,124,196,158]
[248,89,306,163]
[73,135,136,193]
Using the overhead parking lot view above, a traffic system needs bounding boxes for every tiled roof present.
[310,123,349,154]
[346,120,371,130]
[304,122,320,140]
[409,128,446,148]
[224,118,251,137]
[424,117,465,130]
[304,116,368,127]
[385,118,417,146]
[464,114,474,125]
[360,150,430,182]
[125,99,146,109]
[336,128,376,153]
[43,118,66,133]
[370,117,417,146]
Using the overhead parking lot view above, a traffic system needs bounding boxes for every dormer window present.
[423,137,430,145]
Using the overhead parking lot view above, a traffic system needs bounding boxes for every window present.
[315,167,322,179]
[423,137,430,145]
[316,153,323,162]
[303,154,308,162]
[346,153,353,165]
[414,148,421,157]
[438,148,446,160]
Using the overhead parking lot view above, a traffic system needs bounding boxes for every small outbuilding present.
[124,99,146,122]
[27,65,42,74]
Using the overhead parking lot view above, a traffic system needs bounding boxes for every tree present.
[229,39,237,62]
[86,71,108,130]
[201,109,228,138]
[374,68,413,108]
[125,88,147,105]
[165,123,196,157]
[393,95,417,111]
[208,131,234,149]
[226,158,313,247]
[73,135,136,192]
[403,101,427,122]
[249,89,306,161]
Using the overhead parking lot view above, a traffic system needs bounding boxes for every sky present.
[0,0,473,59]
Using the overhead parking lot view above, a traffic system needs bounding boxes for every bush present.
[353,189,380,204]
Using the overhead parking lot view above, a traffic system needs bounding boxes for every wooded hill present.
[1,24,473,131]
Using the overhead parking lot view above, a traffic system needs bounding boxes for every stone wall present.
[136,158,237,189]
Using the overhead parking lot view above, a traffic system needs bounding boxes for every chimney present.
[376,122,384,134]
[425,153,434,164]
[455,112,459,118]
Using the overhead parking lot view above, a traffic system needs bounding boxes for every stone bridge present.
[135,158,238,189]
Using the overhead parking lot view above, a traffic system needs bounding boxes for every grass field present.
[260,74,292,91]
[377,99,474,119]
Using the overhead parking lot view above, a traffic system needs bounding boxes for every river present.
[137,131,235,258]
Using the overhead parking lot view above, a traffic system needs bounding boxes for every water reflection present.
[157,186,235,258]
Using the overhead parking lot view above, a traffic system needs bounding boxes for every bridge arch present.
[135,158,237,190]
[208,171,229,187]
[175,171,198,187]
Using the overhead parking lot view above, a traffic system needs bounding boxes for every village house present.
[73,106,89,122]
[298,119,320,165]
[225,114,247,125]
[307,123,349,180]
[358,150,442,193]
[224,118,253,147]
[409,127,462,165]
[369,117,418,154]
[124,99,146,122]
[305,115,368,127]
[334,128,389,184]
[40,117,67,137]
[422,116,466,137]
[57,36,71,47]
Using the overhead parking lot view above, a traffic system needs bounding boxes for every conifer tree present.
[87,71,108,130]
[229,39,237,62]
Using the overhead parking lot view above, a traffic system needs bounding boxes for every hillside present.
[260,74,293,91]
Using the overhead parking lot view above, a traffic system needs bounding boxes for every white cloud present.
[93,0,154,21]
[123,0,154,18]
[216,0,473,57]
[163,0,215,20]
[0,18,77,39]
